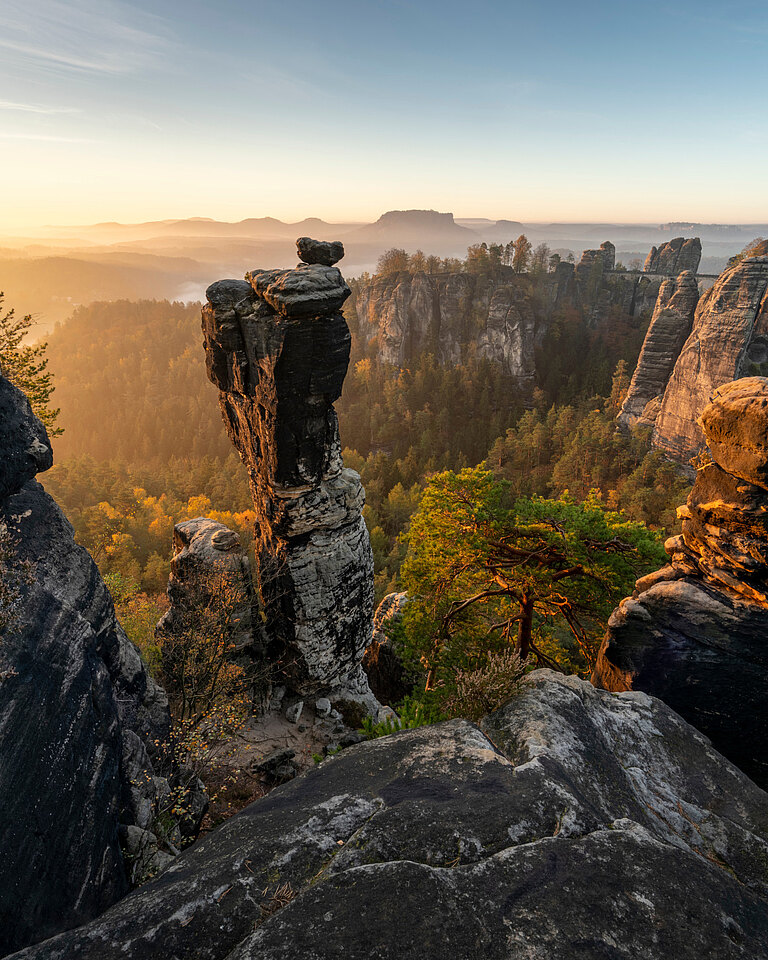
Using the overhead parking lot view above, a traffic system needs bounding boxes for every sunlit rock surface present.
[14,672,768,960]
[201,242,378,712]
[595,377,768,788]
[618,270,700,430]
[644,236,702,275]
[651,256,768,464]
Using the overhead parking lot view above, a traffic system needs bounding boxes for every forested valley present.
[28,247,690,683]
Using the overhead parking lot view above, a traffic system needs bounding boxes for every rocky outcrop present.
[156,518,266,703]
[651,256,768,464]
[362,592,412,705]
[617,271,700,429]
[202,242,378,713]
[644,237,702,275]
[355,271,540,383]
[595,377,768,788]
[0,374,199,957]
[15,671,768,960]
[575,240,615,280]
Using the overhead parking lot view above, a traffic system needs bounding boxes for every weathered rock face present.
[595,377,768,787]
[354,270,541,383]
[617,271,700,429]
[575,240,615,281]
[202,243,378,711]
[0,373,192,957]
[652,256,768,464]
[156,518,261,657]
[296,237,344,267]
[0,374,53,500]
[362,592,412,705]
[15,671,768,960]
[644,236,702,275]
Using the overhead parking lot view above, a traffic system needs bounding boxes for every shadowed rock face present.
[201,244,377,710]
[618,271,699,430]
[595,377,768,787]
[362,592,412,705]
[14,671,768,960]
[0,375,53,500]
[644,237,702,275]
[651,256,768,464]
[0,373,192,957]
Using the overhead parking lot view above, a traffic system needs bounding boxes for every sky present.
[0,0,766,230]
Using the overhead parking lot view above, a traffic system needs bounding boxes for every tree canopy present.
[399,467,665,692]
[0,293,61,435]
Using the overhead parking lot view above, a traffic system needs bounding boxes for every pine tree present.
[0,293,62,435]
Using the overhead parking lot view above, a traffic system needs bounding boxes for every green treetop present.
[0,294,62,436]
[399,466,665,690]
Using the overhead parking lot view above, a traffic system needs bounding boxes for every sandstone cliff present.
[617,271,700,430]
[0,374,200,957]
[651,256,768,464]
[15,671,768,960]
[202,240,378,713]
[354,270,540,383]
[644,236,702,275]
[595,377,768,788]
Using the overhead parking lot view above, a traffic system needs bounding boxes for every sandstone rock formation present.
[595,377,768,788]
[617,270,700,429]
[296,237,344,267]
[644,236,702,275]
[15,671,768,960]
[651,256,768,464]
[202,243,378,713]
[0,374,200,957]
[354,270,540,382]
[156,518,262,659]
[575,240,615,280]
[362,592,412,704]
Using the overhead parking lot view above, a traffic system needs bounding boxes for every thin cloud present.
[0,132,97,143]
[0,0,171,75]
[0,99,79,114]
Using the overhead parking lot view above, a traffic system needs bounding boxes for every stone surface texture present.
[354,270,542,383]
[651,256,768,464]
[202,243,378,712]
[296,237,344,267]
[644,237,702,275]
[0,374,53,500]
[14,671,768,960]
[362,591,412,705]
[156,517,265,679]
[595,377,768,787]
[618,271,700,429]
[0,373,198,957]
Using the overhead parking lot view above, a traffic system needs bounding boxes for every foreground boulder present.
[0,373,201,957]
[13,671,768,960]
[595,377,768,788]
[202,240,378,713]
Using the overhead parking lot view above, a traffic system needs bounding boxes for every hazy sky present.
[0,0,766,230]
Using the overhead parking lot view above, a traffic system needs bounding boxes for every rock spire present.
[201,240,378,712]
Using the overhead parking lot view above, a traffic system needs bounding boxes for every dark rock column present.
[0,374,199,956]
[595,376,768,788]
[202,241,379,712]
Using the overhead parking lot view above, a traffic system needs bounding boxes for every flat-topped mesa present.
[594,376,768,787]
[617,270,699,430]
[201,240,378,712]
[644,237,702,275]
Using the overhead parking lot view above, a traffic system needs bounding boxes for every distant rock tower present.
[201,239,379,713]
